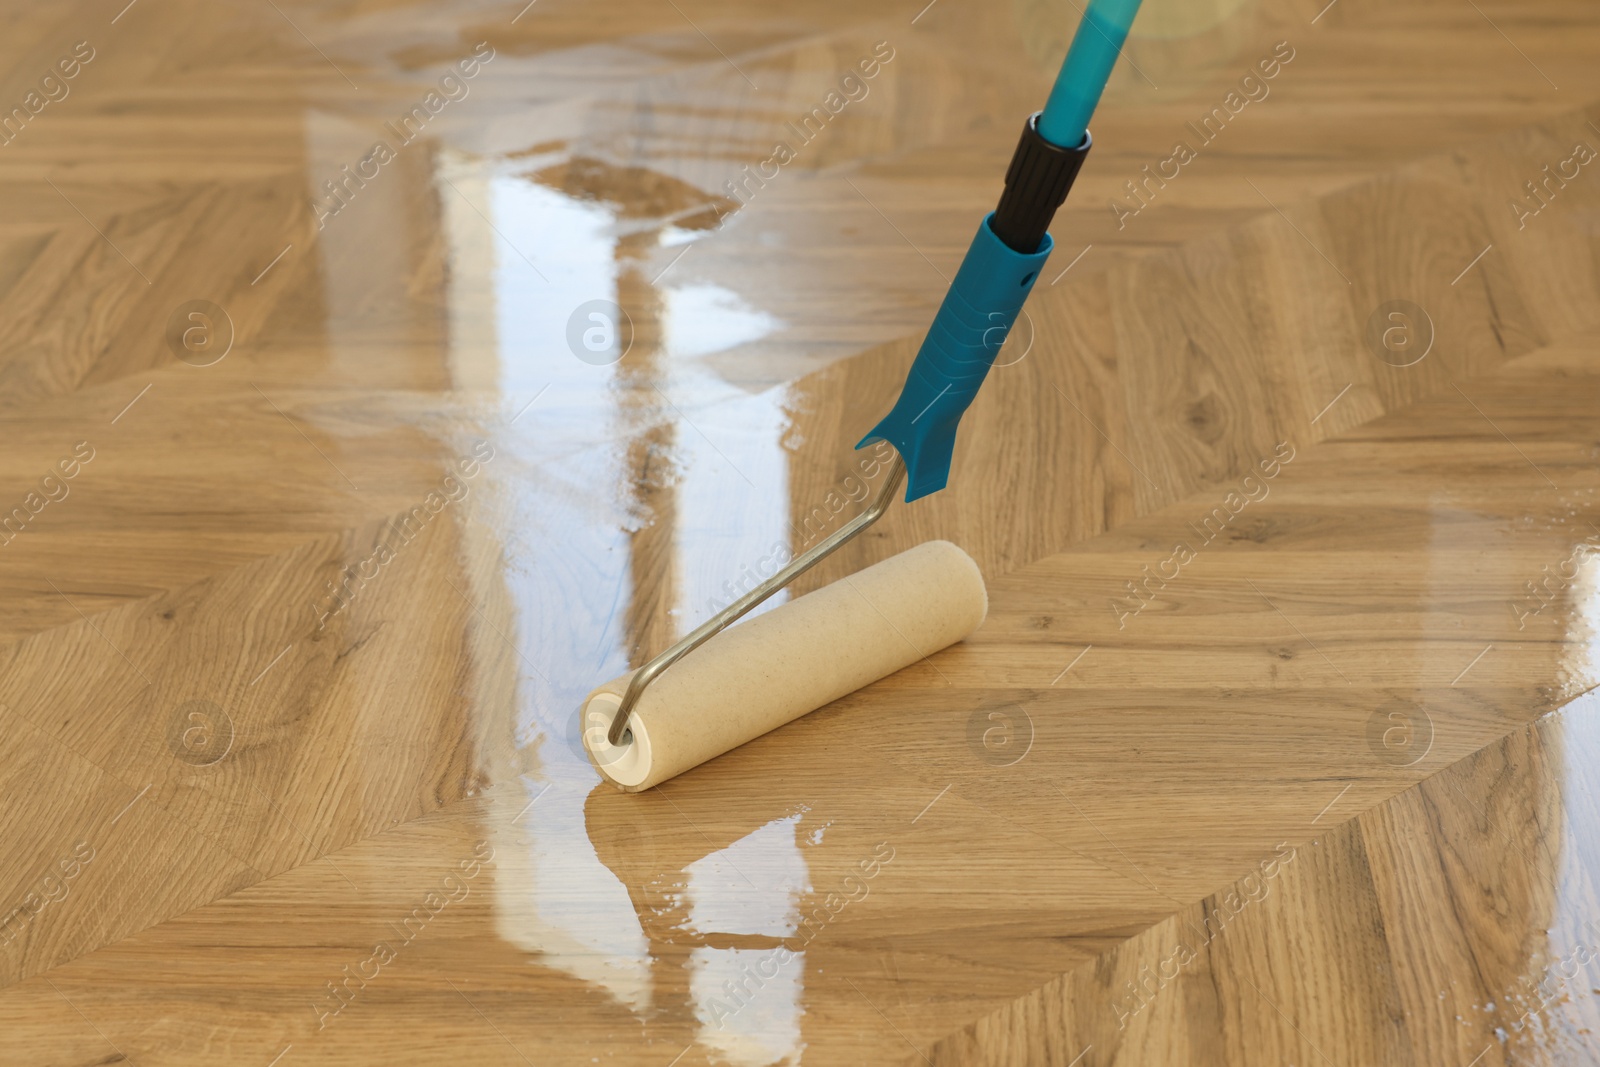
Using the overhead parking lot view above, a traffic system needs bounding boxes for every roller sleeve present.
[581,540,987,791]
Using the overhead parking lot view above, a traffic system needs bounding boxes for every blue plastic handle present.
[858,0,1141,502]
[857,214,1052,501]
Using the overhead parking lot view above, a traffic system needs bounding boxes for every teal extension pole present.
[599,0,1147,748]
[1039,0,1143,149]
[859,0,1145,500]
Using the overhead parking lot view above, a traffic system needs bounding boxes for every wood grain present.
[1,0,1599,1063]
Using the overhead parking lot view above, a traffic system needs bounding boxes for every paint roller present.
[582,0,1145,791]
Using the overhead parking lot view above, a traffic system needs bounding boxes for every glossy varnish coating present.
[2,0,1599,1064]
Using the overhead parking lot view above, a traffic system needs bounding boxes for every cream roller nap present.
[581,540,986,791]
